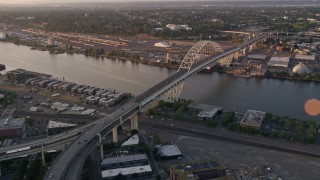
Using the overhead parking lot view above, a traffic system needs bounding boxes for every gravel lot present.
[154,130,320,180]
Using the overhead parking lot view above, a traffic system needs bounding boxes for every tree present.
[113,174,126,180]
[29,159,41,180]
[174,109,183,120]
[222,111,235,126]
[266,113,273,119]
[147,108,155,115]
[13,159,28,180]
[131,129,138,135]
[271,129,277,137]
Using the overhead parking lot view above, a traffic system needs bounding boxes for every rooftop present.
[240,110,266,129]
[51,102,69,111]
[294,54,316,61]
[188,102,220,111]
[172,160,225,174]
[197,108,220,118]
[81,109,96,115]
[121,134,140,147]
[47,120,76,129]
[0,117,25,130]
[101,165,152,178]
[101,154,147,166]
[267,56,290,68]
[157,144,182,157]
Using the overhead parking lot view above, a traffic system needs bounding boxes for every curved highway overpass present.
[43,33,269,179]
[0,33,269,179]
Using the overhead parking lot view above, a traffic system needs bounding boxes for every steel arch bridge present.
[163,41,224,101]
[0,33,268,180]
[178,41,223,72]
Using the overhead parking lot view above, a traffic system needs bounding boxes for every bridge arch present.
[178,41,223,72]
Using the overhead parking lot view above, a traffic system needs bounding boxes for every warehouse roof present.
[101,165,152,178]
[267,56,290,68]
[121,134,140,147]
[294,54,316,61]
[101,154,147,166]
[157,144,182,157]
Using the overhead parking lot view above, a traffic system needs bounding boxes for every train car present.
[6,146,31,154]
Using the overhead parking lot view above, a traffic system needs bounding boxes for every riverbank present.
[4,38,320,83]
[146,100,319,144]
[1,40,318,120]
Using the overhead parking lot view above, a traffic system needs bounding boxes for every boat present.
[201,65,214,73]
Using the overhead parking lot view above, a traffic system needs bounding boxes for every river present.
[0,42,319,121]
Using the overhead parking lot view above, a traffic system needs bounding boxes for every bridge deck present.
[0,33,270,180]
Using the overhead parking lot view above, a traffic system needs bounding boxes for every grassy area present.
[223,112,317,144]
[0,90,17,108]
[147,100,219,128]
[36,90,81,103]
[147,100,317,144]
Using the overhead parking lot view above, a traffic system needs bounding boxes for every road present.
[43,33,268,180]
[0,33,267,155]
[0,122,94,153]
[0,33,269,179]
[140,118,320,158]
[0,137,77,161]
[44,101,139,179]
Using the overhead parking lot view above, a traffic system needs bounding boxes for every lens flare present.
[304,99,320,116]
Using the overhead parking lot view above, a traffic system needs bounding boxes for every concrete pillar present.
[234,51,239,60]
[131,114,139,130]
[112,127,118,143]
[119,116,123,125]
[249,45,253,52]
[41,143,46,166]
[97,133,104,161]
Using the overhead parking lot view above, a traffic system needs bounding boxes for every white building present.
[154,41,172,48]
[157,144,182,159]
[166,24,192,31]
[292,62,309,75]
[81,109,96,115]
[294,54,316,61]
[0,32,7,40]
[197,107,221,121]
[46,120,76,135]
[166,24,179,31]
[121,134,140,147]
[51,102,69,111]
[240,110,266,129]
[267,56,290,72]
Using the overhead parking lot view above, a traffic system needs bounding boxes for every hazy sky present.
[0,0,273,5]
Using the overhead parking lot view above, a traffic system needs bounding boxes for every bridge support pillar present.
[41,143,46,167]
[112,127,118,143]
[131,114,139,130]
[234,51,240,60]
[97,133,104,161]
[249,45,252,52]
